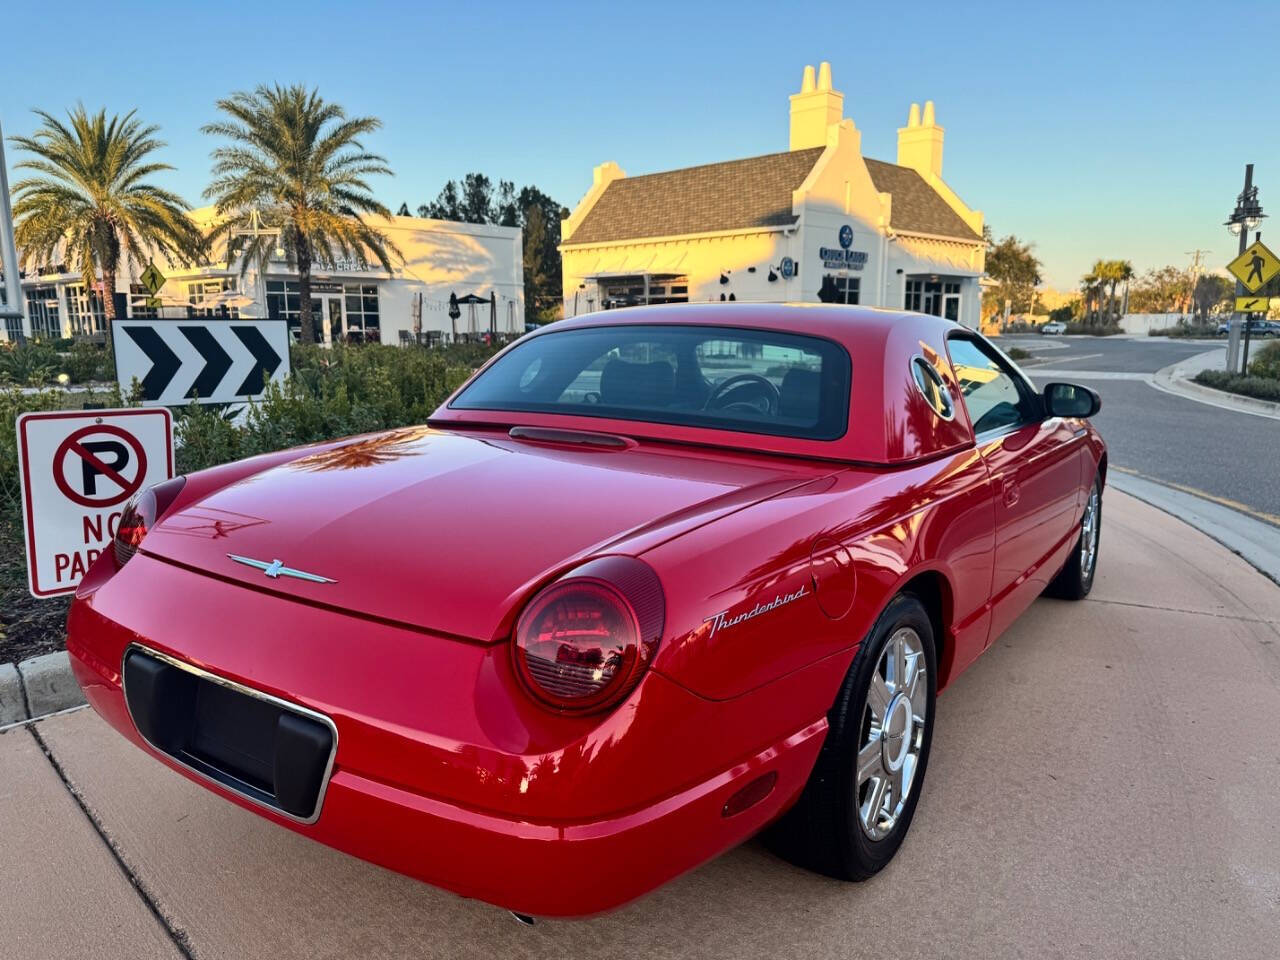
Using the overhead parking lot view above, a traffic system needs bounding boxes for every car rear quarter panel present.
[645,447,996,706]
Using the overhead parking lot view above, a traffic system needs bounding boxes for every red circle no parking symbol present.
[52,424,149,509]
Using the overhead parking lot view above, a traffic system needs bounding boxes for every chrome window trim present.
[945,333,1043,437]
[120,643,338,826]
[909,354,955,421]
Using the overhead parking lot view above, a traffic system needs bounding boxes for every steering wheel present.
[705,373,780,415]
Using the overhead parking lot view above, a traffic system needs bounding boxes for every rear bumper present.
[67,559,828,917]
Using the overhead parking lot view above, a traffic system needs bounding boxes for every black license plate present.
[122,648,335,821]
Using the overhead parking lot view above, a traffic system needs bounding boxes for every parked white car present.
[1041,321,1067,335]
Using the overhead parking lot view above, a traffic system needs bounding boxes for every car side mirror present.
[1043,382,1101,418]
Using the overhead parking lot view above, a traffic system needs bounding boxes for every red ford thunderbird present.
[67,304,1105,918]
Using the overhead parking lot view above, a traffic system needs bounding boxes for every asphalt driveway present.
[2,491,1278,960]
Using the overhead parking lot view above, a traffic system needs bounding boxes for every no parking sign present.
[15,409,173,597]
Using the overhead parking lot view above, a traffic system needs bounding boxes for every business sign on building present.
[112,319,290,405]
[820,223,869,270]
[15,409,174,597]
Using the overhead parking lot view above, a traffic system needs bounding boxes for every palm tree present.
[202,85,398,344]
[1116,259,1134,318]
[10,106,203,328]
[1081,263,1106,325]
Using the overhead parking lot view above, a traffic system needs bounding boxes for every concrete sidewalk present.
[3,490,1279,960]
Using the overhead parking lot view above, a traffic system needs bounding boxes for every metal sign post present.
[1224,164,1267,373]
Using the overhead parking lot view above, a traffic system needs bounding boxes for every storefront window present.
[906,279,962,319]
[26,286,62,338]
[343,283,380,338]
[129,283,157,319]
[187,278,238,317]
[1,285,19,341]
[266,280,306,340]
[599,274,689,309]
[64,284,107,336]
[818,275,860,304]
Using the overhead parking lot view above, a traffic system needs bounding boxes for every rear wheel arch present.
[894,569,953,689]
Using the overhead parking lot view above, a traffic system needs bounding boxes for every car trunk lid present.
[142,426,821,641]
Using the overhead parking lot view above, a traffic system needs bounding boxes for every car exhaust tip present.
[510,911,537,927]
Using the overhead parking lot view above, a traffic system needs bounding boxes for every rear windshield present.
[450,324,851,440]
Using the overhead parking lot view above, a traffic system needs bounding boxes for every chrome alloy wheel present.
[1080,485,1100,579]
[856,627,928,841]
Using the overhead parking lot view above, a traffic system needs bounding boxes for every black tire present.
[1045,472,1102,600]
[765,593,937,880]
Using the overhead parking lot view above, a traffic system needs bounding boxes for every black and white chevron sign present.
[112,319,290,406]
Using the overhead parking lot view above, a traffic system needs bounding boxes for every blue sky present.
[3,0,1277,289]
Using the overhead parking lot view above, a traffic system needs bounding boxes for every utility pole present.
[1184,249,1210,320]
[0,122,27,342]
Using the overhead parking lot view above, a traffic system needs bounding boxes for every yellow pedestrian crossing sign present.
[140,262,166,296]
[1234,295,1270,313]
[1227,240,1280,293]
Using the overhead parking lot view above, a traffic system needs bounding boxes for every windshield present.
[451,324,851,440]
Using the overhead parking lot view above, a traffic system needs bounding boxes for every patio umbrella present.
[203,288,260,315]
[140,290,194,308]
[456,293,487,339]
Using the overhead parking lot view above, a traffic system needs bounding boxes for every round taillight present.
[113,477,187,566]
[513,558,664,714]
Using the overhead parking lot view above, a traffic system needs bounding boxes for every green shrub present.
[1248,340,1280,380]
[0,386,72,514]
[1005,347,1032,361]
[0,341,59,385]
[1193,370,1280,402]
[1065,322,1123,336]
[62,339,115,384]
[1147,323,1218,338]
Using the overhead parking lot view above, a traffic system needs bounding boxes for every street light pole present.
[0,122,28,342]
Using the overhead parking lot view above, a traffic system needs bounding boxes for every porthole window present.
[911,356,954,421]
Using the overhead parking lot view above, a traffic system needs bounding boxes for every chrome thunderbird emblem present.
[226,555,337,584]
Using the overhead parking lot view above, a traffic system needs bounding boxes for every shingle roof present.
[565,148,982,246]
[862,159,981,241]
[566,148,824,246]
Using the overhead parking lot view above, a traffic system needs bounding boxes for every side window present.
[945,337,1039,435]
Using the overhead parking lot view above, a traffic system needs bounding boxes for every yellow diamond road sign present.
[1235,295,1270,313]
[1227,240,1280,293]
[140,262,166,295]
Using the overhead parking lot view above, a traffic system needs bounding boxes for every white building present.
[4,211,524,345]
[561,62,986,328]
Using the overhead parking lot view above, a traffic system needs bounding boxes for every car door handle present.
[1002,475,1020,506]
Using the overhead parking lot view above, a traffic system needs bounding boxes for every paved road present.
[1003,334,1220,374]
[3,493,1278,959]
[1003,335,1280,526]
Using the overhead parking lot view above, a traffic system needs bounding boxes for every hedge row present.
[1192,371,1280,403]
[175,341,499,473]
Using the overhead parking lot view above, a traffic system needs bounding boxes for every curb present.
[1151,350,1280,420]
[0,650,87,730]
[1108,472,1280,586]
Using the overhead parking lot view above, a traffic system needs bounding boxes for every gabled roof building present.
[560,62,986,328]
